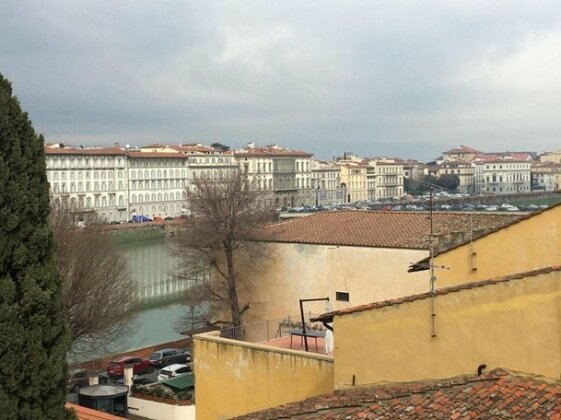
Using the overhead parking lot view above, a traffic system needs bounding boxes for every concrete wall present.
[333,270,561,389]
[128,397,195,420]
[194,331,334,419]
[240,242,429,321]
[434,205,561,287]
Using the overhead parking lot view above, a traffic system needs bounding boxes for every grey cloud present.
[2,1,561,158]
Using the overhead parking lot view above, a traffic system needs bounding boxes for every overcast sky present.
[2,1,561,160]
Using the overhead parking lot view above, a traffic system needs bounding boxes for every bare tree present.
[49,202,136,357]
[174,170,275,328]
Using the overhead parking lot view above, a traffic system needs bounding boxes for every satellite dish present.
[125,144,130,149]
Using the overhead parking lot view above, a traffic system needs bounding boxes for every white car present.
[157,364,191,381]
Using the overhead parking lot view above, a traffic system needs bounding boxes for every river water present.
[71,229,199,362]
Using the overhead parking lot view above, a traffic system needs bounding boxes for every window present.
[336,291,350,302]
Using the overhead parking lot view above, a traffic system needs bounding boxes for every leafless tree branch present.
[49,201,136,357]
[173,169,275,327]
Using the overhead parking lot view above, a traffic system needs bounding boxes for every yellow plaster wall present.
[433,206,561,287]
[333,270,561,388]
[194,332,334,419]
[241,242,429,321]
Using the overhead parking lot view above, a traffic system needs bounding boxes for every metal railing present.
[219,313,325,343]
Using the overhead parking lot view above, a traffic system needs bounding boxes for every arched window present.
[176,192,181,200]
[131,194,137,203]
[145,193,149,202]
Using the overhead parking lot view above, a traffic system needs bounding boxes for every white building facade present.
[311,160,346,206]
[474,159,532,194]
[45,145,129,222]
[234,144,314,209]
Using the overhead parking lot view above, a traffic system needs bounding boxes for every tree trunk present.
[225,245,242,327]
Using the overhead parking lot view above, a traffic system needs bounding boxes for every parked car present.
[132,215,152,223]
[157,364,192,381]
[149,348,191,368]
[106,356,152,377]
[67,368,89,393]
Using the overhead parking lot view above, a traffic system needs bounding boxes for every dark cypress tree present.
[0,74,71,418]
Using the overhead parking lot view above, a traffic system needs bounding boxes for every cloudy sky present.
[2,1,561,160]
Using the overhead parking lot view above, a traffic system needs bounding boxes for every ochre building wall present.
[239,242,429,321]
[433,205,561,287]
[333,270,561,389]
[194,331,334,419]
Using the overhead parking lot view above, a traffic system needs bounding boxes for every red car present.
[106,356,152,377]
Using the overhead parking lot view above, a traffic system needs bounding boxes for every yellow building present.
[438,161,475,193]
[336,163,367,203]
[193,331,334,419]
[242,211,520,322]
[193,207,559,419]
[409,202,561,288]
[316,266,561,388]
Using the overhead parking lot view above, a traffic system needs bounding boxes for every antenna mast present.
[429,184,437,338]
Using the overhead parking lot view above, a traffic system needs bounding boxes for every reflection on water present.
[121,235,186,305]
[70,231,205,363]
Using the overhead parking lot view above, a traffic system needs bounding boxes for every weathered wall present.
[240,242,429,321]
[333,270,561,389]
[194,331,334,419]
[434,205,561,287]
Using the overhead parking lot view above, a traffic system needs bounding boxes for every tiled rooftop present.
[410,202,561,270]
[444,145,482,154]
[235,146,312,157]
[253,211,521,250]
[235,369,561,419]
[66,403,122,419]
[45,146,126,155]
[313,266,561,321]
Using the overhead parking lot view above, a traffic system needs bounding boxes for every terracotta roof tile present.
[444,145,482,154]
[235,369,561,419]
[409,201,561,270]
[66,403,122,419]
[313,266,561,320]
[253,211,521,250]
[235,146,313,157]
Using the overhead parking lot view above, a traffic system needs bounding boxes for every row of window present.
[131,180,187,190]
[48,170,123,181]
[50,181,123,193]
[47,156,124,168]
[129,159,187,167]
[130,192,183,204]
[52,195,124,208]
[130,169,187,180]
